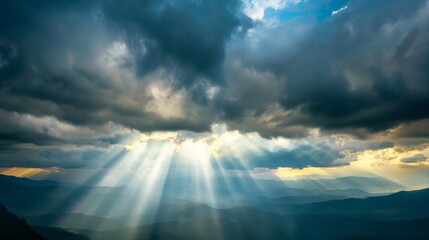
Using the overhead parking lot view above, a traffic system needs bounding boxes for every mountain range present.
[1,174,428,239]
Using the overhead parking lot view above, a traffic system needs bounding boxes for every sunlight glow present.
[0,167,49,178]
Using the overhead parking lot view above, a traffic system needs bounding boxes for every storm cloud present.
[225,0,429,137]
[0,0,429,169]
[102,0,252,85]
[0,0,248,140]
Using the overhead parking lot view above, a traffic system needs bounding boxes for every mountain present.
[166,188,429,222]
[277,188,429,220]
[110,187,429,240]
[281,176,404,193]
[32,226,90,240]
[23,213,126,231]
[0,174,184,220]
[107,188,429,240]
[0,174,132,217]
[1,173,429,239]
[0,203,45,240]
[88,220,288,240]
[0,173,373,222]
[244,188,370,207]
[160,175,374,201]
[0,174,76,187]
[166,202,282,222]
[84,216,429,240]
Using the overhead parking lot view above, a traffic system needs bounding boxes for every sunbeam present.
[1,1,429,238]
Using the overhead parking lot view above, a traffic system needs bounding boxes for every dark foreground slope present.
[0,203,89,240]
[0,203,45,240]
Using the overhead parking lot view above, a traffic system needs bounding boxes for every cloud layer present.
[1,0,429,169]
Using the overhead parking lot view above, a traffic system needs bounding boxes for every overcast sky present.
[1,0,429,187]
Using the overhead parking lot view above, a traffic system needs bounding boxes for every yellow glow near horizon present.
[0,167,51,178]
[275,145,429,189]
[2,124,429,193]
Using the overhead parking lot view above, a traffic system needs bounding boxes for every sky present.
[1,0,429,193]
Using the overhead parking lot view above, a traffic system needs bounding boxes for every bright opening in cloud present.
[243,0,302,20]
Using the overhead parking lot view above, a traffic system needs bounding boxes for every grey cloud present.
[216,142,347,170]
[212,134,395,170]
[401,153,427,163]
[215,62,285,121]
[0,109,132,151]
[0,0,228,139]
[224,0,429,137]
[394,28,420,61]
[213,136,358,170]
[102,0,252,86]
[0,0,429,170]
[387,119,429,139]
[0,148,108,169]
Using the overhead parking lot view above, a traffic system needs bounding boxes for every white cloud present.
[331,5,348,16]
[145,81,187,119]
[243,0,302,20]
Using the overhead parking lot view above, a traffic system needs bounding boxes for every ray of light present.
[21,127,429,237]
[128,142,174,225]
[51,145,147,230]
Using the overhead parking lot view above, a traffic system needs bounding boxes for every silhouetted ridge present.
[0,203,45,240]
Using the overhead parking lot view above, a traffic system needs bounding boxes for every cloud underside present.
[0,0,429,169]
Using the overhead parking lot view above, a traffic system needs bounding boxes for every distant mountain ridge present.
[32,226,90,240]
[286,187,429,220]
[0,173,376,218]
[86,188,429,240]
[0,174,76,187]
[23,213,126,231]
[280,176,404,193]
[1,173,429,239]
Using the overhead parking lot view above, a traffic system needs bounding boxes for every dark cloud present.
[226,0,429,137]
[387,119,429,139]
[102,0,252,85]
[0,0,243,139]
[394,28,420,61]
[0,108,135,152]
[0,0,428,167]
